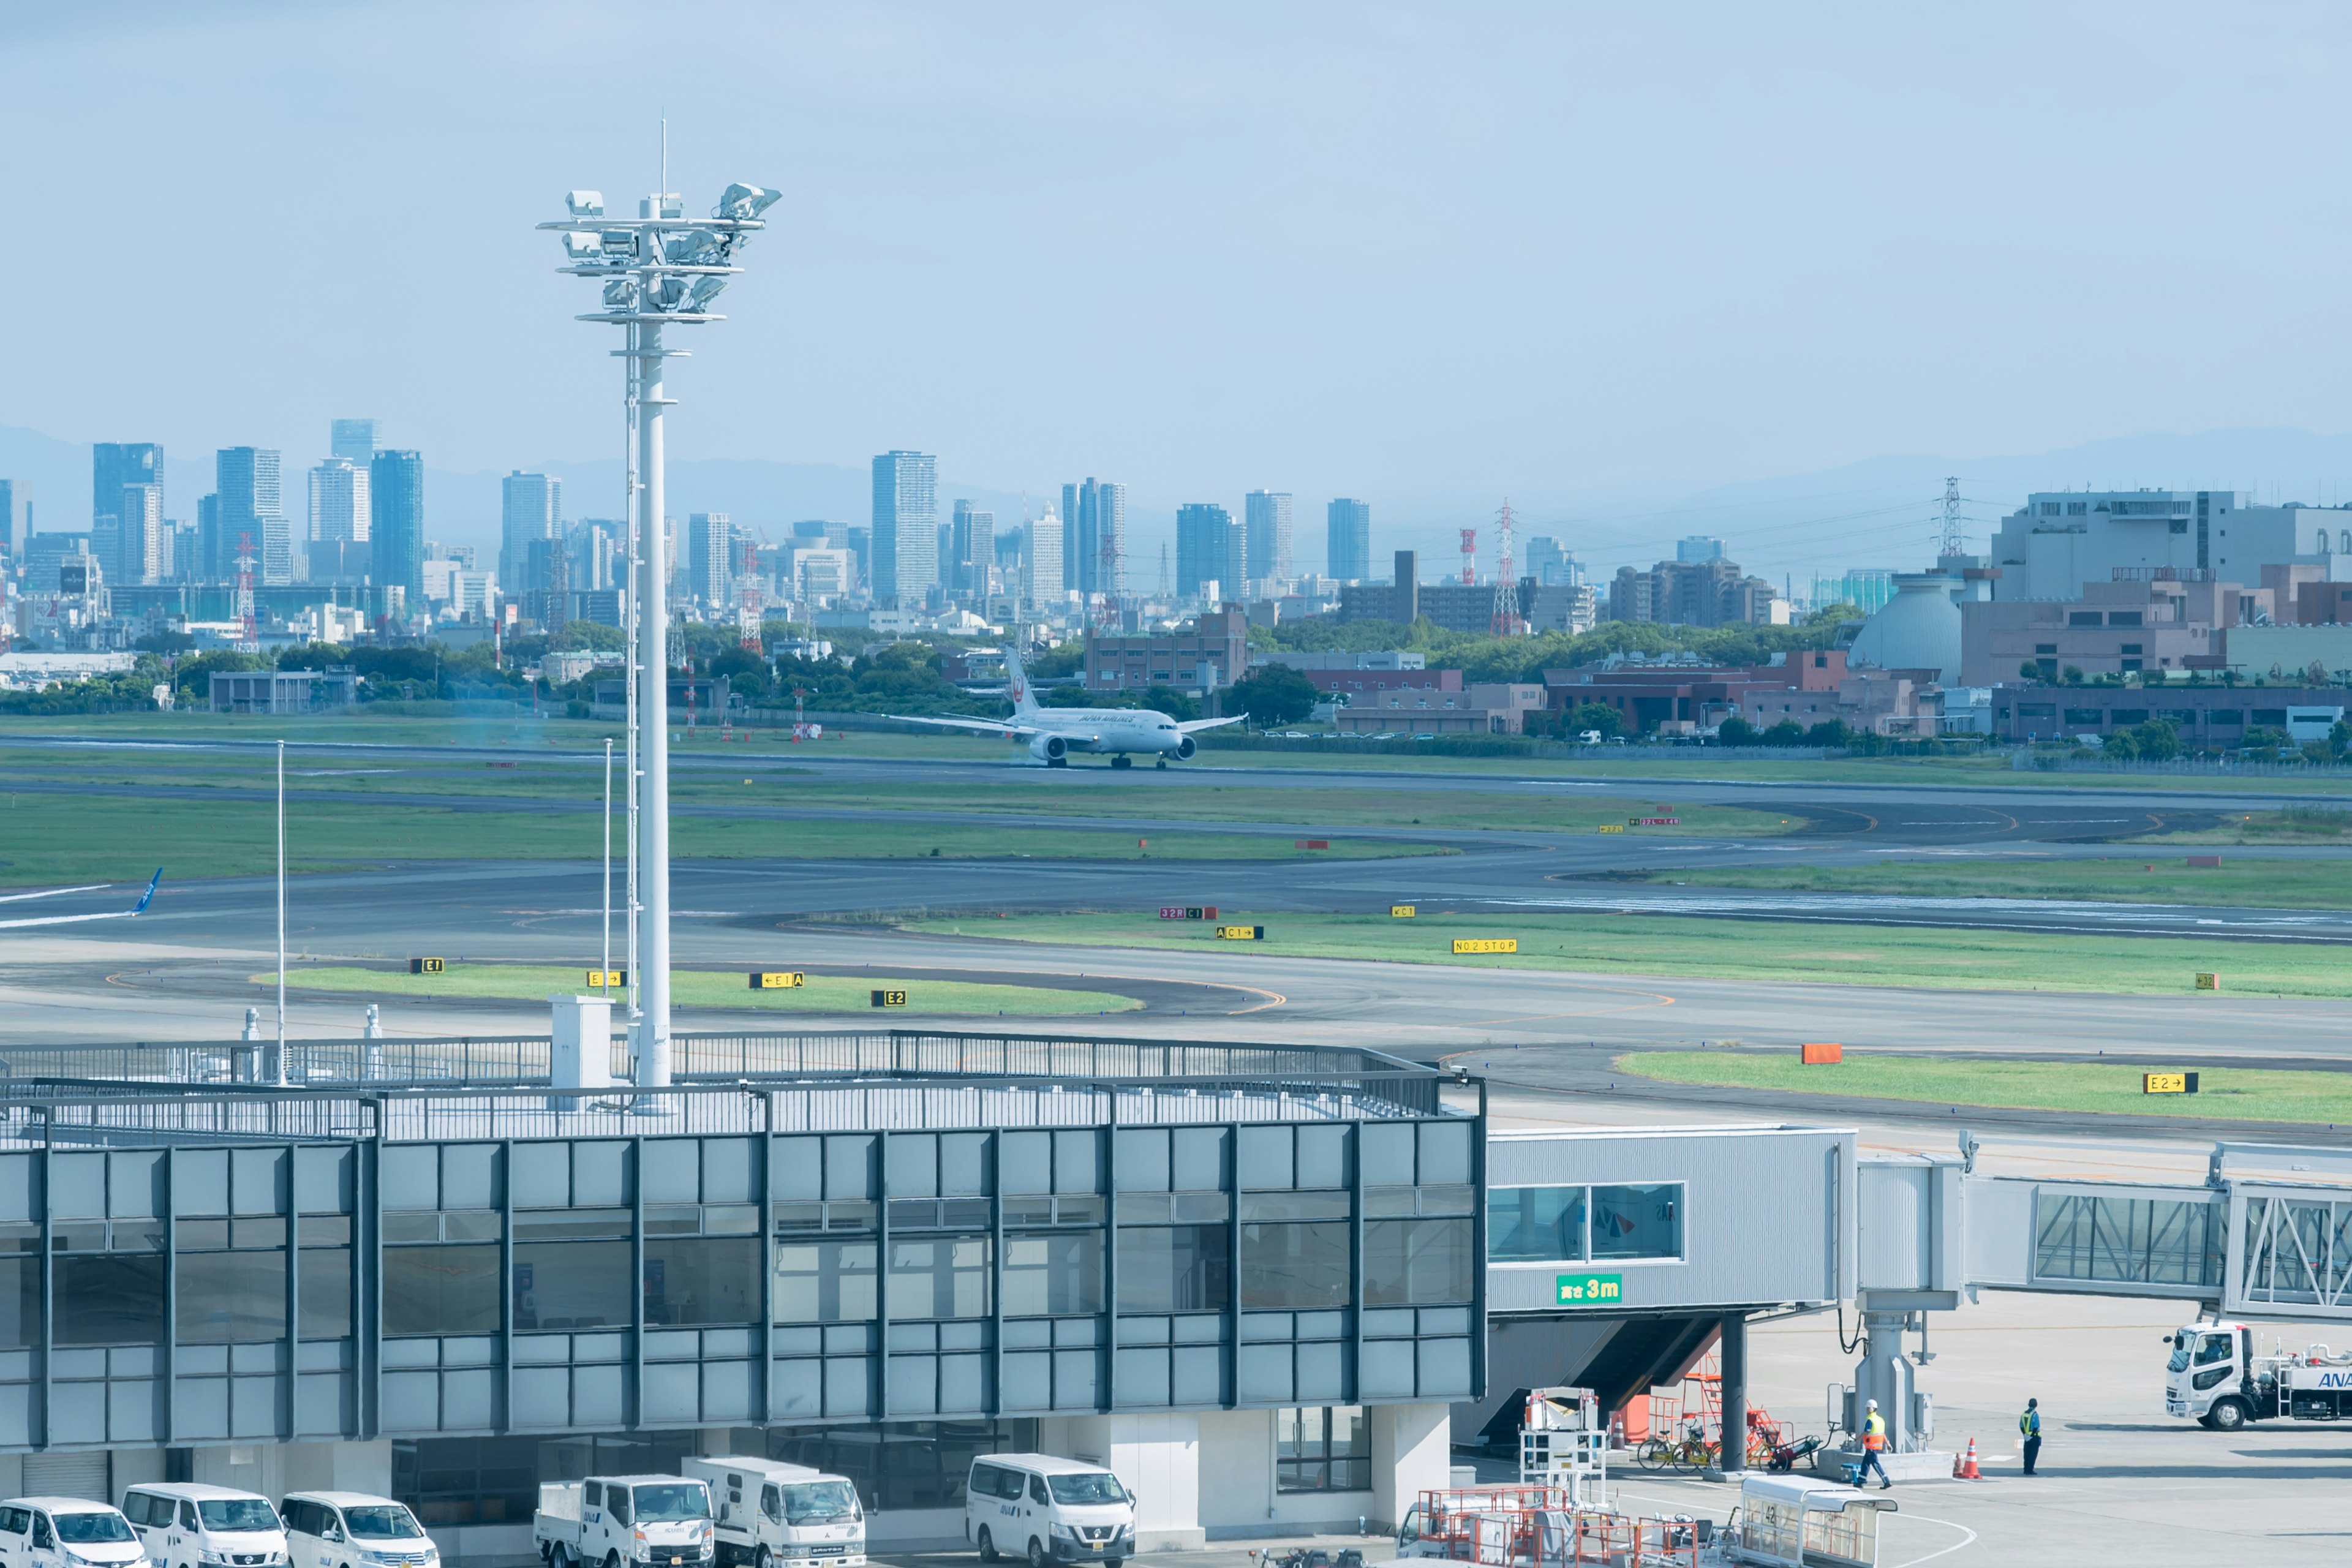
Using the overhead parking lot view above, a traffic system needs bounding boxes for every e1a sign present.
[1556,1272,1623,1306]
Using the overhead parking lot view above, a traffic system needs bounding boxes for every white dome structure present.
[1848,573,1963,685]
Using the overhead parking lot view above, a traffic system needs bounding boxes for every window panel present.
[889,1237,991,1320]
[514,1241,632,1330]
[299,1248,353,1340]
[1488,1186,1585,1262]
[1115,1226,1230,1314]
[1238,1222,1349,1310]
[644,1237,761,1326]
[1275,1405,1370,1493]
[1363,1219,1474,1305]
[0,1259,34,1350]
[1591,1184,1682,1261]
[1001,1232,1101,1317]
[55,1254,165,1346]
[383,1245,500,1336]
[774,1242,878,1324]
[178,1250,288,1343]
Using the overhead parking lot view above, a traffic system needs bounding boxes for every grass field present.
[14,710,2352,792]
[268,964,1141,1016]
[1637,856,2352,909]
[1623,1049,2352,1125]
[0,789,1440,886]
[901,908,2352,998]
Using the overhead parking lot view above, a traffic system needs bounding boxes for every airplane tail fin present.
[132,869,161,916]
[1004,642,1041,716]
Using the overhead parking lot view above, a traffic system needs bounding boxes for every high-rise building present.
[1676,535,1725,564]
[500,472,561,591]
[309,458,371,543]
[1023,510,1063,612]
[688,511,733,611]
[116,483,164,585]
[1063,478,1126,601]
[0,480,13,562]
[1059,483,1081,592]
[870,451,937,605]
[92,443,162,530]
[1326,498,1371,582]
[1245,489,1292,583]
[1522,535,1583,586]
[216,448,287,585]
[1175,503,1243,600]
[949,500,995,598]
[330,420,380,464]
[195,494,221,581]
[369,450,424,606]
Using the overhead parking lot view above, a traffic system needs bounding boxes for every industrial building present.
[208,669,359,715]
[1083,608,1249,698]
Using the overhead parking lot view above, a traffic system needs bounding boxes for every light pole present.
[540,176,779,1088]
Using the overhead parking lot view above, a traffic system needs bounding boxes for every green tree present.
[1804,719,1850,747]
[1716,715,1756,745]
[1228,663,1320,725]
[1763,719,1807,747]
[1566,701,1621,737]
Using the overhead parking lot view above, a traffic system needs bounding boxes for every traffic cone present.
[1958,1438,1981,1480]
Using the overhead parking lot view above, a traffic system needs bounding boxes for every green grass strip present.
[266,965,1140,1017]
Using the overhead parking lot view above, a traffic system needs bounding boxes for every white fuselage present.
[1022,710,1196,763]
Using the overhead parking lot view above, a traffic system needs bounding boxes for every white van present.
[963,1457,1134,1568]
[120,1486,288,1568]
[677,1459,862,1568]
[0,1499,145,1568]
[279,1493,439,1568]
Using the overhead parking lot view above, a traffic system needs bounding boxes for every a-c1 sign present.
[1556,1272,1623,1306]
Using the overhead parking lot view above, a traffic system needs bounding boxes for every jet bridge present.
[1482,1127,2352,1464]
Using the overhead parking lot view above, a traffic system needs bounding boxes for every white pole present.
[276,737,287,1085]
[635,317,673,1087]
[624,323,643,1049]
[602,735,612,986]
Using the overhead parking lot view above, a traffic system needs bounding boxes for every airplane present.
[888,646,1245,767]
[0,869,163,930]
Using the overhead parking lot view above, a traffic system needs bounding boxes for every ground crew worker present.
[2020,1397,2043,1475]
[1856,1398,1892,1489]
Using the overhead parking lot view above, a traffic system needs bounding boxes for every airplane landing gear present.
[1155,758,1168,769]
[1110,755,1133,769]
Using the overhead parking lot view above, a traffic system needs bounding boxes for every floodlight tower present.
[540,177,781,1088]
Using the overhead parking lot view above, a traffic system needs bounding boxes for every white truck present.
[2165,1321,2352,1430]
[677,1458,864,1568]
[534,1477,714,1568]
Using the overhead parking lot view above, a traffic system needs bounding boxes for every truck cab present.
[2165,1322,2256,1428]
[677,1460,862,1568]
[533,1477,713,1568]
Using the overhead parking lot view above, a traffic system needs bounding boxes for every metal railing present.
[0,1029,1430,1093]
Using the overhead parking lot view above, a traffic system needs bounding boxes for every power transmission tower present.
[1458,528,1477,587]
[1490,499,1524,637]
[1940,476,1966,558]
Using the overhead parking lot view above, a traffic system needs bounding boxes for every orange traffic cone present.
[1958,1438,1981,1480]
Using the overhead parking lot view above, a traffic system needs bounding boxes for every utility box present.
[549,995,614,1090]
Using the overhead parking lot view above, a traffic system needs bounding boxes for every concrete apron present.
[1802,1448,1956,1483]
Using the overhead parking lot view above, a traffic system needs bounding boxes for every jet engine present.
[1030,733,1068,766]
[1174,735,1196,761]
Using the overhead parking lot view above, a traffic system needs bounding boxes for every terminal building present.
[0,1027,2345,1562]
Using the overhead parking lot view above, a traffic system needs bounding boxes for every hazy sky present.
[9,1,2352,547]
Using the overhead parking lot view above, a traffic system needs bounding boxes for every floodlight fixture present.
[538,175,777,1090]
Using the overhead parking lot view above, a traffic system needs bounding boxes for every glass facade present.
[0,1115,1481,1452]
[1488,1183,1683,1263]
[1275,1405,1370,1492]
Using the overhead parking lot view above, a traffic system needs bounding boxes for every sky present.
[9,1,2352,575]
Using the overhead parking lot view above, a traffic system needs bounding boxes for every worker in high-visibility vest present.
[2019,1398,2043,1476]
[1856,1399,1893,1490]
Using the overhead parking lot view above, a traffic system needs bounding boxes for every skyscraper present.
[331,420,380,465]
[92,443,162,530]
[116,483,164,585]
[1326,498,1371,582]
[370,450,424,606]
[871,451,937,605]
[1175,503,1241,599]
[688,512,733,611]
[1024,510,1063,612]
[1060,483,1081,592]
[950,500,994,598]
[1244,490,1292,584]
[309,458,371,541]
[196,494,221,581]
[216,448,287,585]
[1676,535,1725,564]
[501,472,561,591]
[0,480,14,562]
[1064,478,1126,601]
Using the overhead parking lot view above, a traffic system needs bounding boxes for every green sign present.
[1556,1272,1623,1306]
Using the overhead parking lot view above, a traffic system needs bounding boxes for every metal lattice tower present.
[1940,476,1965,557]
[737,533,763,651]
[1459,527,1477,587]
[1491,498,1524,637]
[234,532,258,653]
